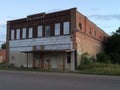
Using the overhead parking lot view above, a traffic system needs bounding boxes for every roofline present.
[7,7,77,22]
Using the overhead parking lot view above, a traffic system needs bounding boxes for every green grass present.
[77,63,120,76]
[0,63,120,76]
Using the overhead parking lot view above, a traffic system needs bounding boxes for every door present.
[51,55,57,69]
[35,53,41,68]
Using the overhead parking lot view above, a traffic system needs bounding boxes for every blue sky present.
[0,0,120,46]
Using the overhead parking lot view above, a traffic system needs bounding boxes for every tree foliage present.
[96,53,111,64]
[80,53,93,65]
[104,27,120,64]
[1,43,6,49]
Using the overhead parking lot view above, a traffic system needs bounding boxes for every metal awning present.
[21,49,75,53]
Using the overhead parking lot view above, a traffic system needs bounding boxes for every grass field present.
[77,63,120,76]
[0,63,120,76]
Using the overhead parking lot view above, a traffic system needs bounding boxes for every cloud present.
[47,9,62,13]
[0,24,6,42]
[102,25,113,28]
[0,24,6,34]
[0,24,6,29]
[0,16,18,25]
[90,8,100,11]
[88,14,120,21]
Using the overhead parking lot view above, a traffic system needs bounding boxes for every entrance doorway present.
[34,53,41,68]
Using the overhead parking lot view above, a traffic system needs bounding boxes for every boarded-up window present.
[16,29,20,39]
[45,26,51,37]
[22,28,26,39]
[11,30,14,40]
[55,23,60,35]
[28,28,33,38]
[63,22,70,35]
[37,26,43,37]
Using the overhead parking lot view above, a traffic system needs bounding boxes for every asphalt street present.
[0,70,120,90]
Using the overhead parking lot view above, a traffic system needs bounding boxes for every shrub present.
[8,63,15,69]
[110,53,120,64]
[80,53,92,65]
[96,53,111,64]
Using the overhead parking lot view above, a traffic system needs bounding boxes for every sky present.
[0,0,120,46]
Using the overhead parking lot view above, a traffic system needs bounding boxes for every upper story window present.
[22,28,26,39]
[11,30,14,40]
[45,26,51,37]
[99,36,102,39]
[89,28,92,34]
[63,22,70,35]
[37,26,43,37]
[79,23,82,30]
[28,27,33,38]
[55,23,60,35]
[94,31,96,37]
[16,29,20,39]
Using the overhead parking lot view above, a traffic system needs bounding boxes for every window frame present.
[22,28,26,39]
[63,21,70,35]
[37,25,43,37]
[89,28,92,34]
[79,23,82,30]
[55,23,60,36]
[94,31,96,37]
[16,29,20,40]
[45,25,51,37]
[28,27,33,38]
[67,52,71,63]
[11,29,15,40]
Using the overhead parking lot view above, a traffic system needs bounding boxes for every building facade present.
[6,8,108,70]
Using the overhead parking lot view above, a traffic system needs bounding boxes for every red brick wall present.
[75,11,107,56]
[0,49,6,63]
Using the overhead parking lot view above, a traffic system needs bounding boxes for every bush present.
[80,53,92,65]
[8,63,15,69]
[110,53,120,64]
[96,53,111,64]
[78,62,120,72]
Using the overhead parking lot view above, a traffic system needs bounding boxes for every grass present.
[0,63,120,76]
[0,64,68,73]
[77,63,120,76]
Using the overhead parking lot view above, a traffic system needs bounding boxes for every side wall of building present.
[75,12,106,65]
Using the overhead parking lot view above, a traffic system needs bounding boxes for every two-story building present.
[6,8,108,70]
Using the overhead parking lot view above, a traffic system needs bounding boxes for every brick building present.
[0,49,6,63]
[6,8,108,70]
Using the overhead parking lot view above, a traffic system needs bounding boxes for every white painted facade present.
[9,52,33,67]
[9,35,73,52]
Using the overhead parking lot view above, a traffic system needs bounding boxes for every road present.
[0,70,120,90]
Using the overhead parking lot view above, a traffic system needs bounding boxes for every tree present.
[104,27,120,64]
[96,52,111,64]
[1,43,6,49]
